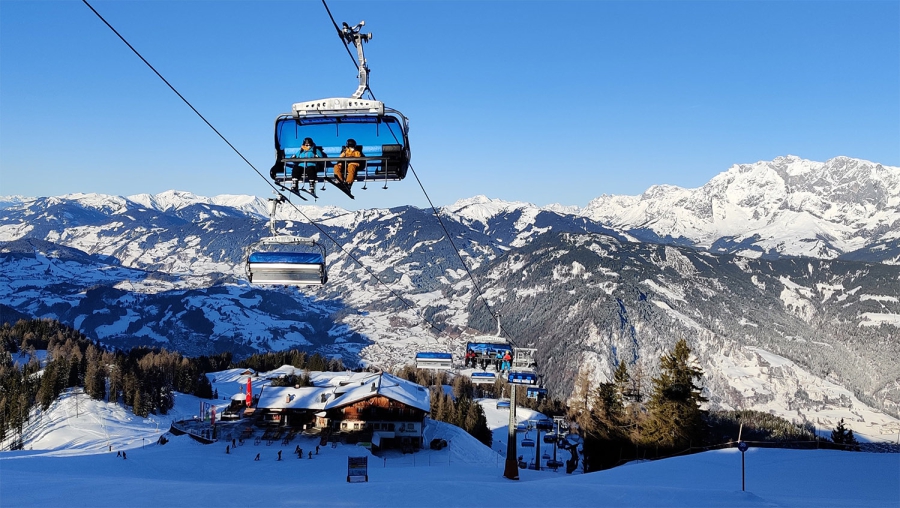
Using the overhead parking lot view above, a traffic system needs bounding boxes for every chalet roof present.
[323,372,430,413]
[255,386,330,411]
[252,371,430,414]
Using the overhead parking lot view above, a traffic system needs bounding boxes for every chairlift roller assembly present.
[269,20,411,200]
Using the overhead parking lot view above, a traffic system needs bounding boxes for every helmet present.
[346,139,357,148]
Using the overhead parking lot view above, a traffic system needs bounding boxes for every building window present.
[354,423,360,430]
[341,423,348,430]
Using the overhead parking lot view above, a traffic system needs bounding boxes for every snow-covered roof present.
[248,370,430,413]
[255,386,329,411]
[323,372,430,413]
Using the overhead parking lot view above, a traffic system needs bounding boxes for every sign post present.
[347,456,368,483]
[738,440,748,491]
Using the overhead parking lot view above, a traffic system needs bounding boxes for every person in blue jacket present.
[294,137,326,195]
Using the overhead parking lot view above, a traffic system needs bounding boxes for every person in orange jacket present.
[501,351,512,373]
[334,138,362,189]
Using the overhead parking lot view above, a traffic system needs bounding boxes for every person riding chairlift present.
[334,138,362,190]
[501,350,511,373]
[295,137,325,196]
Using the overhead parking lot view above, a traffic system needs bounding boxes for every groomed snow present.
[1,384,897,508]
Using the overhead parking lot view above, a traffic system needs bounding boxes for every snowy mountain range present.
[581,156,900,263]
[1,156,899,440]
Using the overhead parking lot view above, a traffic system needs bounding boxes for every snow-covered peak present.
[582,156,900,259]
[0,195,36,209]
[127,190,210,212]
[442,195,586,227]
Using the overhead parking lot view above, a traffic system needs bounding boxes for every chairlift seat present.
[521,439,535,448]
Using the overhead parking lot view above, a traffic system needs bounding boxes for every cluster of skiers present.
[464,349,512,372]
[249,444,321,461]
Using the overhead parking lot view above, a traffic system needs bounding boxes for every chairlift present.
[534,418,554,432]
[547,459,564,469]
[521,438,535,448]
[495,399,511,410]
[269,21,410,200]
[526,387,548,400]
[507,371,538,385]
[415,352,452,371]
[464,339,511,371]
[245,197,327,286]
[507,347,538,385]
[543,432,558,444]
[470,371,497,385]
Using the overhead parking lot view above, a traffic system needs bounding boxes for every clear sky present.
[1,1,897,211]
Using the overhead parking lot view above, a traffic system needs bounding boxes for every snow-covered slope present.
[1,384,897,508]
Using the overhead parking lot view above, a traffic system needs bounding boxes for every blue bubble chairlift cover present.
[507,371,538,385]
[470,371,497,384]
[247,251,326,286]
[415,352,453,371]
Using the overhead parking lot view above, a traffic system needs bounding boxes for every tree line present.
[1,319,860,462]
[566,338,853,472]
[0,319,342,446]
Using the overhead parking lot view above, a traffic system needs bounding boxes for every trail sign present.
[347,456,368,483]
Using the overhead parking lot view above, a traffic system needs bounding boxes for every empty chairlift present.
[526,387,548,400]
[415,352,452,371]
[245,197,328,286]
[470,371,497,385]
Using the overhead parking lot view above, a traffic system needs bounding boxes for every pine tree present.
[613,361,630,398]
[830,418,859,449]
[643,339,707,450]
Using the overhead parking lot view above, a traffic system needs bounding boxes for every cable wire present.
[318,1,514,343]
[85,0,513,347]
[82,0,440,334]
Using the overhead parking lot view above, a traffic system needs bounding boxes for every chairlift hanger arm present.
[341,21,372,99]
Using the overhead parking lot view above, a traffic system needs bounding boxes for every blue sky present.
[1,1,897,210]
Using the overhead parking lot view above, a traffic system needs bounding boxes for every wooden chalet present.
[251,371,431,451]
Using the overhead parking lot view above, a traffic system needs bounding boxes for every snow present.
[711,347,900,443]
[1,387,897,508]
